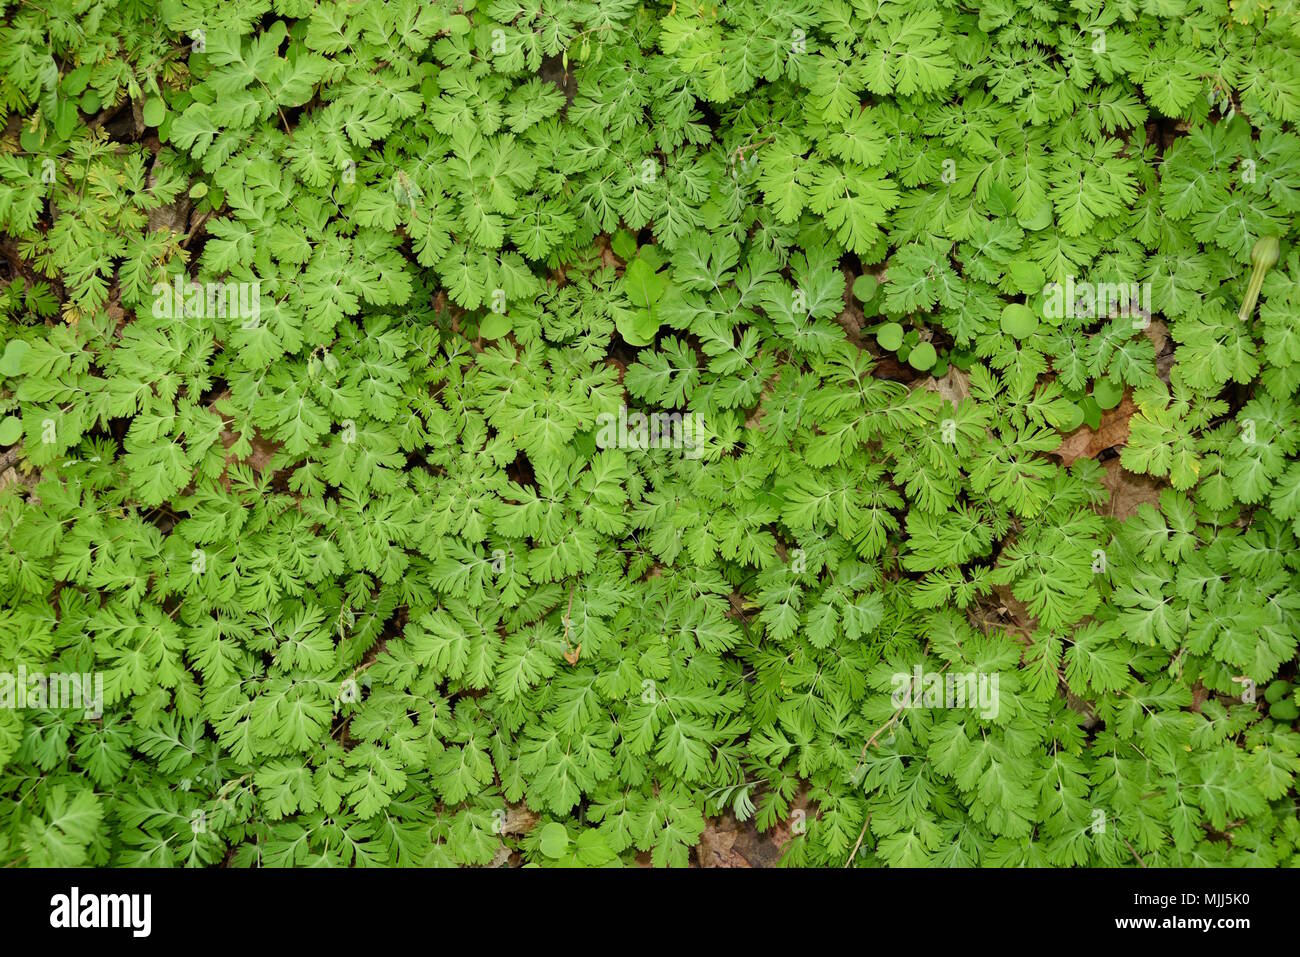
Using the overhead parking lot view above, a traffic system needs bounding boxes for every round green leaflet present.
[0,417,21,445]
[1000,303,1038,339]
[143,97,166,127]
[538,822,569,858]
[876,322,904,351]
[908,341,937,370]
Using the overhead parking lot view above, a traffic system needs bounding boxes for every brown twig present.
[845,814,871,867]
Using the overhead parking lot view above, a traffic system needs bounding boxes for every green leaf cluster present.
[1,0,1299,868]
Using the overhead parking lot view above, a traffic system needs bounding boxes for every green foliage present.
[1,0,1299,869]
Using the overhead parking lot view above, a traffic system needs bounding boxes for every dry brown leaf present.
[1099,456,1165,520]
[499,804,538,836]
[1143,319,1176,383]
[992,582,1038,639]
[1142,318,1170,356]
[207,390,281,486]
[696,820,747,868]
[1055,395,1137,466]
[223,429,279,472]
[0,447,38,495]
[106,298,126,332]
[603,355,627,385]
[598,234,623,270]
[744,372,781,429]
[871,354,919,382]
[696,812,794,868]
[834,266,868,342]
[147,172,191,234]
[921,366,971,406]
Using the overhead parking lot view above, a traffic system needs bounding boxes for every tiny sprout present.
[1252,234,1281,271]
[1238,235,1280,323]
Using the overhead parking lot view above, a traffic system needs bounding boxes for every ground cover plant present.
[1,0,1299,868]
